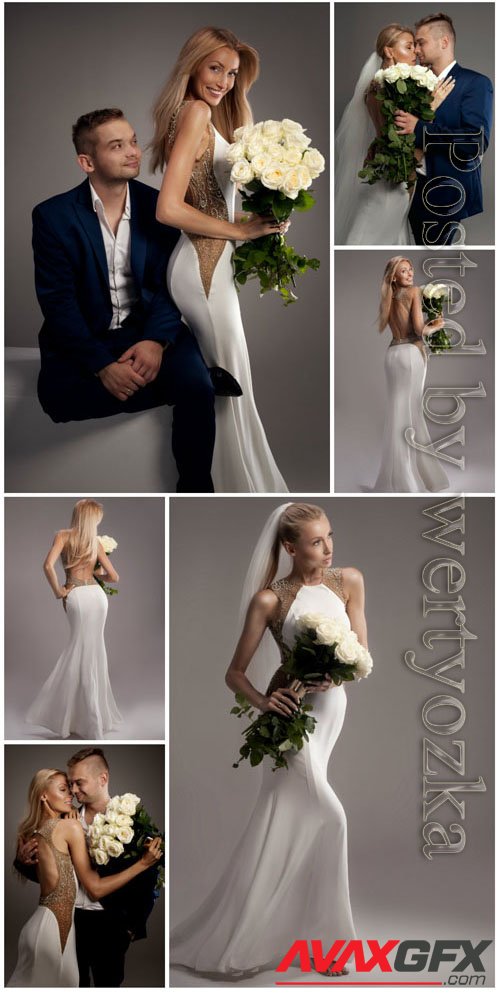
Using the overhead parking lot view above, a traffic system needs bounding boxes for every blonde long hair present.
[378,256,411,332]
[376,23,414,61]
[262,503,325,590]
[150,26,259,172]
[63,498,103,571]
[17,769,67,843]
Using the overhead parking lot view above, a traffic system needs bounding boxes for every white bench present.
[5,347,177,492]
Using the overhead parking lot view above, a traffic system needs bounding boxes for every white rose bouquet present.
[232,612,372,772]
[95,533,118,596]
[226,118,325,304]
[358,63,438,188]
[88,792,165,888]
[421,282,452,354]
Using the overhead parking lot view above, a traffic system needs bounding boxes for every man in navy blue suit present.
[394,13,493,245]
[33,108,215,491]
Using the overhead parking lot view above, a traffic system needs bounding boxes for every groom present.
[16,747,162,987]
[33,107,215,492]
[395,13,493,245]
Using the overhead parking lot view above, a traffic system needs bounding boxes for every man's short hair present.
[67,746,109,774]
[415,13,456,44]
[72,108,124,155]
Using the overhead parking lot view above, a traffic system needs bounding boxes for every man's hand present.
[117,340,165,384]
[17,836,39,865]
[394,110,419,135]
[97,361,147,401]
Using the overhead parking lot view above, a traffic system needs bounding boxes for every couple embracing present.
[34,26,289,494]
[336,12,493,245]
[8,748,163,987]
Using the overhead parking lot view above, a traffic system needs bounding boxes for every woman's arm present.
[43,531,70,599]
[225,591,301,716]
[410,286,445,337]
[63,820,161,901]
[155,100,283,242]
[343,567,368,649]
[94,541,119,583]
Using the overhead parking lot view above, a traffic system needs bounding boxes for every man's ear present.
[77,153,94,175]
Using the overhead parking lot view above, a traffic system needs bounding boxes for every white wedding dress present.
[8,819,79,987]
[373,295,449,491]
[166,107,288,493]
[171,569,355,976]
[26,579,122,738]
[335,53,413,245]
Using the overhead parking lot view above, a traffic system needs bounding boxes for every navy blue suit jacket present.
[413,63,493,220]
[33,179,183,375]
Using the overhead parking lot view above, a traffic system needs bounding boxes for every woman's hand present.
[431,76,455,111]
[261,687,301,716]
[140,837,163,867]
[57,584,74,600]
[423,316,445,336]
[64,808,80,820]
[235,215,290,241]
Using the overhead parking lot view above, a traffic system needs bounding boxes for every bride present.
[7,769,161,987]
[151,26,288,493]
[335,23,453,245]
[171,502,368,976]
[373,257,449,492]
[26,499,122,739]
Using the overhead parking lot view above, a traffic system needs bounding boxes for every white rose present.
[233,125,251,141]
[99,535,117,553]
[226,141,247,165]
[92,811,106,826]
[101,836,125,858]
[281,165,312,198]
[315,618,350,647]
[284,132,311,152]
[355,647,373,679]
[281,146,303,167]
[89,825,104,842]
[302,147,325,178]
[106,796,120,812]
[278,739,293,752]
[265,142,286,162]
[230,160,254,184]
[115,826,135,845]
[94,847,109,866]
[260,163,287,190]
[335,631,362,664]
[374,69,384,84]
[119,793,140,815]
[296,612,329,633]
[384,65,400,84]
[105,810,119,825]
[246,134,267,158]
[410,64,428,78]
[281,118,305,135]
[114,813,134,828]
[261,120,282,140]
[397,63,411,79]
[250,152,272,176]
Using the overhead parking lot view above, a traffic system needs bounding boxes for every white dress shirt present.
[74,806,104,911]
[89,181,139,329]
[417,60,457,176]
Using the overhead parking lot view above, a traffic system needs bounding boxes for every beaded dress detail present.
[37,819,76,953]
[167,104,229,297]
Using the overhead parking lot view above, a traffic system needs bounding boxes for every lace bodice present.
[266,569,347,694]
[166,102,230,297]
[37,818,76,952]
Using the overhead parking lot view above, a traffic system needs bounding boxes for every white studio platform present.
[5,347,178,492]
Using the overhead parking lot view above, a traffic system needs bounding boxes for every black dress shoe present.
[209,366,243,397]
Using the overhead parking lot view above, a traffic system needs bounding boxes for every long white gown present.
[8,819,79,987]
[26,581,122,738]
[171,569,355,976]
[167,109,288,493]
[374,338,450,492]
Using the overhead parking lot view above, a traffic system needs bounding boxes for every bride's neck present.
[288,565,325,586]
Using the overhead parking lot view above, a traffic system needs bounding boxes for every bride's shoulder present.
[177,99,212,130]
[336,566,365,595]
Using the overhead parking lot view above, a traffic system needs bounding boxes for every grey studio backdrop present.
[4,744,165,987]
[334,250,495,493]
[334,2,495,245]
[5,2,330,493]
[170,497,494,986]
[5,498,164,739]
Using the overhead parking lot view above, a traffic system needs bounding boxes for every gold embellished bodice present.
[37,819,76,953]
[167,102,230,297]
[266,569,346,695]
[64,574,97,587]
